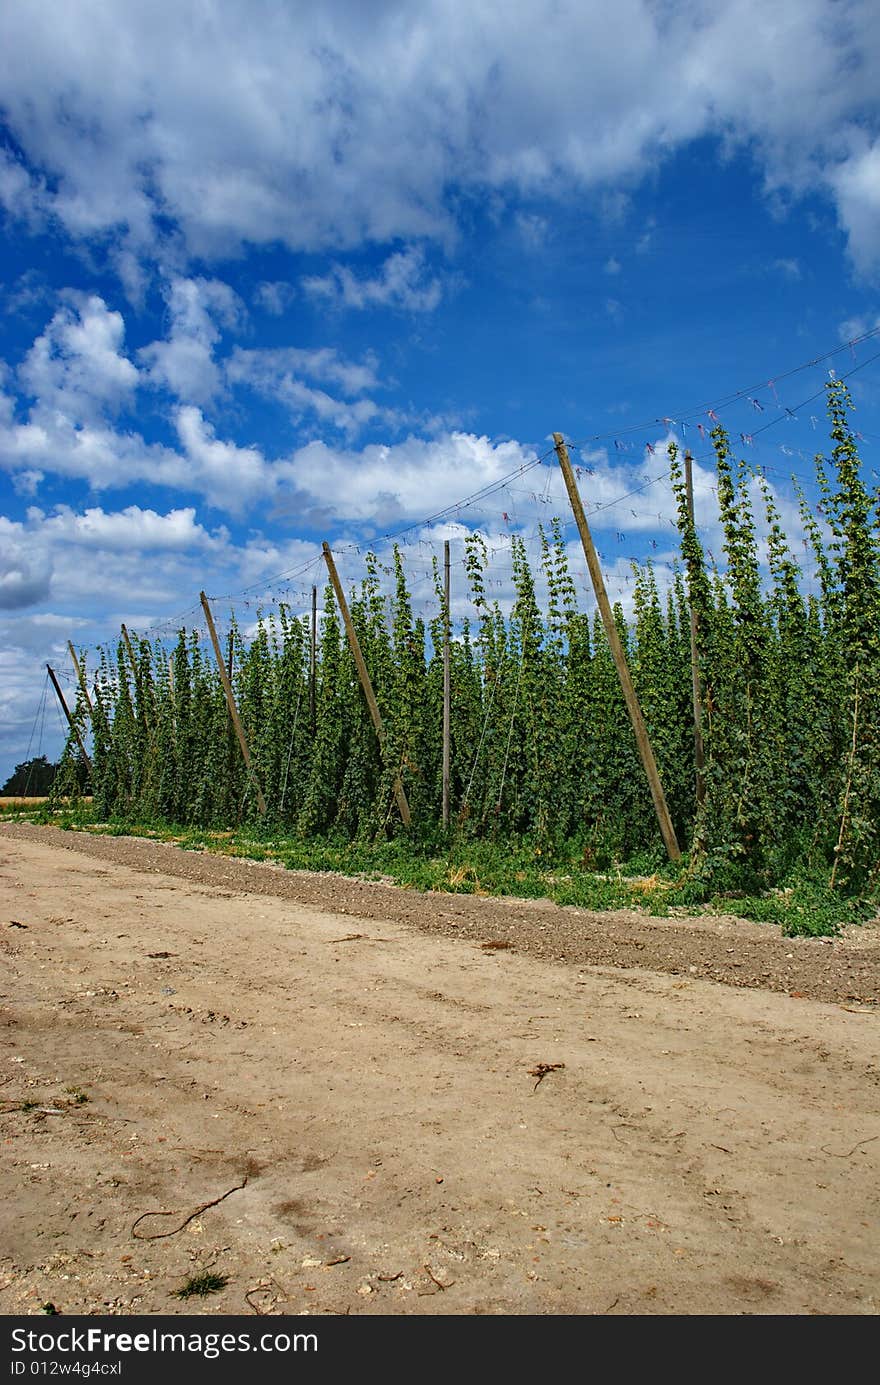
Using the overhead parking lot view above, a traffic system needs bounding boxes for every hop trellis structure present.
[61,383,880,896]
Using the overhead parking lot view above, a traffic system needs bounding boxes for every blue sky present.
[1,0,879,782]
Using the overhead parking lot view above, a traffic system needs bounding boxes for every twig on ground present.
[528,1062,565,1091]
[131,1176,248,1240]
[424,1264,453,1291]
[820,1136,878,1159]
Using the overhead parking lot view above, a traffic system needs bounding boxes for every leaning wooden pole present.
[310,585,317,733]
[683,452,707,808]
[321,543,411,827]
[67,641,94,718]
[553,434,681,861]
[442,539,451,830]
[120,623,139,678]
[199,591,268,816]
[47,663,91,772]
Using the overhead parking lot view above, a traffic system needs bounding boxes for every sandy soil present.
[0,823,878,1317]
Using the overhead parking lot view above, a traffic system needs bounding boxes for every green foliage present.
[173,1272,229,1300]
[54,383,878,929]
[1,755,58,796]
[712,872,874,938]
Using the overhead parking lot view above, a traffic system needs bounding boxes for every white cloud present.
[35,504,224,553]
[302,246,443,313]
[227,345,391,437]
[839,311,880,341]
[283,432,538,525]
[828,138,880,274]
[4,270,50,316]
[11,469,43,497]
[18,292,139,423]
[269,381,389,437]
[0,2,876,276]
[174,407,269,513]
[227,346,381,398]
[139,277,245,405]
[253,280,296,316]
[0,146,46,226]
[0,520,52,609]
[0,393,186,493]
[0,504,225,615]
[514,213,550,250]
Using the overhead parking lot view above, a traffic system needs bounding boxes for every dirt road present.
[1,824,878,1315]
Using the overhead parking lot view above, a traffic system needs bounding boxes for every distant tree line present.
[1,756,58,796]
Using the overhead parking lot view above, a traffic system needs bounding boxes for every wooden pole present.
[199,591,268,816]
[684,452,707,808]
[120,623,138,677]
[553,434,681,861]
[67,642,93,717]
[310,585,317,733]
[442,539,451,830]
[321,543,411,827]
[47,664,91,771]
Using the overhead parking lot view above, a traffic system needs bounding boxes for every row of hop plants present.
[56,382,879,897]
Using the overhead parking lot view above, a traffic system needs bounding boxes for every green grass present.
[172,1272,229,1300]
[9,804,876,937]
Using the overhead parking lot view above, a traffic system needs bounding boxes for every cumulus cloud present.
[0,504,226,613]
[2,3,874,269]
[0,146,46,226]
[828,139,880,274]
[139,277,245,405]
[173,406,281,514]
[0,392,186,493]
[34,504,224,553]
[18,292,139,423]
[282,432,538,525]
[0,532,52,609]
[302,246,443,313]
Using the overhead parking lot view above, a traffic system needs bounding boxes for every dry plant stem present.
[131,1176,248,1240]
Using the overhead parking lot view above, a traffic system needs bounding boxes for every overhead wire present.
[51,329,880,667]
